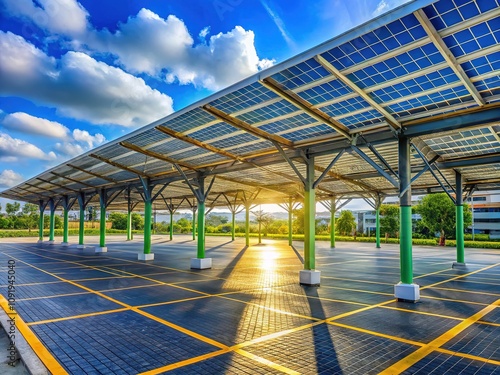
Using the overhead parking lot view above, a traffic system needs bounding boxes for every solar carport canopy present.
[2,0,500,210]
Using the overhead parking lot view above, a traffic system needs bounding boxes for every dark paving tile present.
[421,287,500,305]
[335,307,458,343]
[480,308,500,324]
[16,294,122,323]
[102,284,205,306]
[142,296,314,346]
[163,352,284,374]
[443,323,500,361]
[244,323,419,374]
[78,276,160,291]
[402,351,500,374]
[52,269,122,280]
[385,298,486,319]
[146,271,215,284]
[1,282,85,299]
[32,310,219,374]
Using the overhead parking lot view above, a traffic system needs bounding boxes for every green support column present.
[99,205,106,247]
[144,200,152,254]
[455,171,465,266]
[395,136,419,301]
[63,207,69,244]
[197,201,205,258]
[38,200,44,243]
[375,208,381,249]
[245,204,250,247]
[79,207,85,245]
[304,158,316,271]
[231,211,235,241]
[127,209,132,241]
[288,198,293,246]
[96,189,107,252]
[400,205,413,284]
[330,198,336,248]
[169,211,174,241]
[48,199,55,243]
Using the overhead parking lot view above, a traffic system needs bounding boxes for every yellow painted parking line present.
[136,295,214,309]
[320,285,393,296]
[380,305,463,322]
[321,276,393,285]
[4,253,229,352]
[0,294,68,374]
[420,295,489,306]
[137,349,230,375]
[0,281,62,287]
[437,347,500,365]
[327,298,396,322]
[431,286,500,297]
[218,295,322,322]
[413,268,454,279]
[453,278,500,286]
[420,263,500,290]
[27,308,130,326]
[275,289,371,308]
[379,298,500,375]
[17,291,91,301]
[235,349,301,375]
[328,321,426,347]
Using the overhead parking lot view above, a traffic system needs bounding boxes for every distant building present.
[467,191,500,239]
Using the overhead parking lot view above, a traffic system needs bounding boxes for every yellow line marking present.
[379,298,500,375]
[320,285,393,296]
[380,306,463,322]
[217,295,321,322]
[137,349,230,375]
[321,276,394,286]
[0,294,68,374]
[235,349,301,375]
[136,295,214,309]
[436,347,500,365]
[275,289,371,308]
[17,291,91,301]
[3,253,228,351]
[413,268,454,279]
[420,263,500,290]
[420,295,489,306]
[27,308,130,326]
[431,286,500,297]
[328,321,425,347]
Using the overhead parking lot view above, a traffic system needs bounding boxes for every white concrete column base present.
[37,239,43,244]
[61,242,70,247]
[95,246,108,253]
[452,262,466,269]
[77,244,85,249]
[190,258,212,269]
[48,240,55,245]
[394,282,420,302]
[299,270,321,286]
[138,253,154,261]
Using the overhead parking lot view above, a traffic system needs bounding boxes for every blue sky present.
[0,0,409,210]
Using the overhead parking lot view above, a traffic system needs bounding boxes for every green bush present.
[464,234,490,241]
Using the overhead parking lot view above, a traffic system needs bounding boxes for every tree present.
[5,202,20,216]
[380,204,399,238]
[415,193,472,245]
[336,210,356,236]
[22,203,39,232]
[132,213,144,230]
[176,217,192,233]
[206,214,228,227]
[252,209,273,243]
[109,212,128,230]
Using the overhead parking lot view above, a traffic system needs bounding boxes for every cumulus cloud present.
[2,112,69,138]
[0,169,24,188]
[1,0,89,36]
[72,129,105,148]
[0,31,174,127]
[0,132,56,161]
[85,9,274,90]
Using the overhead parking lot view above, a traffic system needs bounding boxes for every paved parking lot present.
[0,235,499,374]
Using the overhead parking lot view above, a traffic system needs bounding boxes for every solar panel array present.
[2,0,499,212]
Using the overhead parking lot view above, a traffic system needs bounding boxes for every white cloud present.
[199,26,210,40]
[72,129,105,148]
[1,0,89,36]
[260,0,296,49]
[0,132,57,161]
[84,9,274,90]
[0,31,174,127]
[1,112,69,138]
[0,169,24,188]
